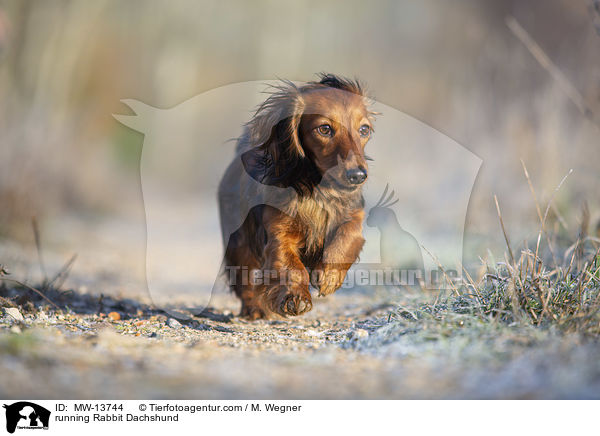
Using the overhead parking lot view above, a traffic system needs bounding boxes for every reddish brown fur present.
[218,74,374,319]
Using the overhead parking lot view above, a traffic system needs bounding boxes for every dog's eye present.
[316,124,333,137]
[359,124,371,138]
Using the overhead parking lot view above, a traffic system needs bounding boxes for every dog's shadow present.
[0,280,234,328]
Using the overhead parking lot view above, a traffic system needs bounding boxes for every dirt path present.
[2,279,600,399]
[1,218,600,399]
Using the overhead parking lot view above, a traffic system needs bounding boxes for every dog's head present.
[247,73,375,194]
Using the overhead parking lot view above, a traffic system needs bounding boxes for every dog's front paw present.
[315,267,345,296]
[282,291,313,316]
[268,286,313,317]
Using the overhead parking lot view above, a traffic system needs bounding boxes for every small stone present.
[352,329,369,339]
[108,312,121,321]
[167,318,182,329]
[4,308,24,322]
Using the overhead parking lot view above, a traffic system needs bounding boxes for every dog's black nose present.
[346,167,367,185]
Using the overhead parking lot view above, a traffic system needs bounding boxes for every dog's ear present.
[245,80,320,194]
[272,109,304,160]
[248,80,305,159]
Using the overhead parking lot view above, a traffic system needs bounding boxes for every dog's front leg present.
[262,209,312,316]
[318,210,365,296]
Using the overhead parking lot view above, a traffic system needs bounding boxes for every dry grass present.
[413,163,600,336]
[467,246,600,334]
[473,163,600,334]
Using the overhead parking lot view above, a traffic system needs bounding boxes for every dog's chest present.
[295,196,341,258]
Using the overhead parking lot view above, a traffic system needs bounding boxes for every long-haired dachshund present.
[218,73,374,319]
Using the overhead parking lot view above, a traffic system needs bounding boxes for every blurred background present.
[0,0,599,296]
